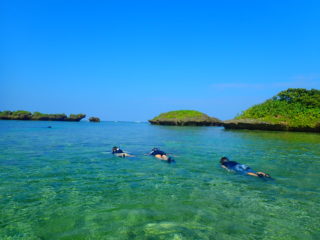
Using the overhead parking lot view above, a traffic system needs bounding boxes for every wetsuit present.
[112,148,124,154]
[149,149,175,163]
[222,161,256,175]
[150,149,166,156]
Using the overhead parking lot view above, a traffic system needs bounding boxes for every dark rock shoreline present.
[149,119,222,126]
[222,119,320,133]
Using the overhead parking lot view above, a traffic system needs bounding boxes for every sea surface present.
[0,120,319,240]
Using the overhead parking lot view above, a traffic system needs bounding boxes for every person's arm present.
[124,153,135,157]
[247,172,270,177]
[221,164,232,172]
[247,172,259,177]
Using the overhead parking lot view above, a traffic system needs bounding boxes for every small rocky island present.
[0,111,86,122]
[223,88,320,132]
[89,117,100,122]
[149,110,222,126]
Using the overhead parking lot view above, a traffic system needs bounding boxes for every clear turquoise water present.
[0,120,319,240]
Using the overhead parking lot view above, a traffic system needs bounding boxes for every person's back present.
[221,160,238,170]
[148,148,174,163]
[112,147,124,154]
[150,148,166,156]
[112,146,134,158]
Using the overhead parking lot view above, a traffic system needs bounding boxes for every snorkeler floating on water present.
[220,157,271,178]
[112,146,134,158]
[147,148,175,163]
[111,147,271,177]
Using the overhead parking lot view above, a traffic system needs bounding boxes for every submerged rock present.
[149,110,222,126]
[89,117,100,122]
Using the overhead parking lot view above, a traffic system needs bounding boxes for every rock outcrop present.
[0,111,86,122]
[149,110,222,126]
[89,117,100,122]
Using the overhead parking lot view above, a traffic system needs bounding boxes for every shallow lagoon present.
[0,120,319,240]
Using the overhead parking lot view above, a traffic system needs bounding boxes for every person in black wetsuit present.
[148,148,174,162]
[112,146,133,158]
[220,157,270,178]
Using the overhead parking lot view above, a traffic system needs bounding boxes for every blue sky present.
[1,0,319,121]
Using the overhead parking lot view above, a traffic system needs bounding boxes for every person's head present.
[112,146,119,152]
[152,148,159,152]
[220,157,229,164]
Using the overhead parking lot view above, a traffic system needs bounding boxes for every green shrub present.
[11,110,32,120]
[0,111,12,119]
[67,114,86,121]
[152,110,209,120]
[237,88,320,127]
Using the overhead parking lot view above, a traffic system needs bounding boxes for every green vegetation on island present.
[149,110,222,126]
[0,111,86,122]
[224,88,320,132]
[0,110,32,120]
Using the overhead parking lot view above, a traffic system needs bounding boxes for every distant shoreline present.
[0,111,85,122]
